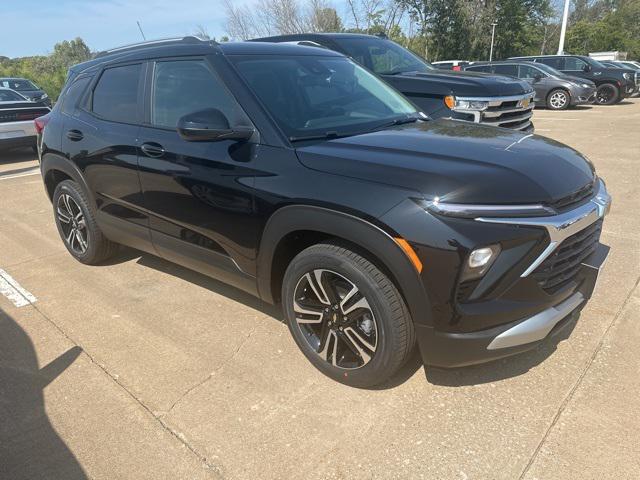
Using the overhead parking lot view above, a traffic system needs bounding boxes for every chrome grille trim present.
[453,92,535,130]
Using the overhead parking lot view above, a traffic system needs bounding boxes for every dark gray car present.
[0,77,52,107]
[464,61,596,110]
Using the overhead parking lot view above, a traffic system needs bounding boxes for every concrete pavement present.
[1,99,639,479]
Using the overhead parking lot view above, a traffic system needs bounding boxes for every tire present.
[546,89,570,110]
[52,180,118,264]
[595,83,619,105]
[282,241,415,388]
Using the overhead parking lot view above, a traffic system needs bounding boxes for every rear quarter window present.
[61,77,91,115]
[92,64,142,123]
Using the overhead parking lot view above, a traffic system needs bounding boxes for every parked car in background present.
[253,33,536,131]
[465,61,596,110]
[0,87,51,151]
[617,60,640,70]
[432,60,471,71]
[509,55,638,105]
[0,77,52,107]
[37,37,611,387]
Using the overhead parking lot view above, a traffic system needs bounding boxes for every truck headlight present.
[444,95,489,112]
[623,73,632,80]
[40,93,49,100]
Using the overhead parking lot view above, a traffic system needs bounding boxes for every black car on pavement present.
[0,77,52,107]
[253,33,536,132]
[509,55,638,105]
[36,38,611,387]
[465,61,596,110]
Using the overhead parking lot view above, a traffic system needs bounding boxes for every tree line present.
[1,1,637,101]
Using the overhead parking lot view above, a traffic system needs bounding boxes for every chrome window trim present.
[476,179,611,277]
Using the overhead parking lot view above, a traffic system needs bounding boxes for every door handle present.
[141,142,165,158]
[66,129,83,141]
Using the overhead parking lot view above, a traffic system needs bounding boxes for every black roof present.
[252,32,383,42]
[68,36,342,78]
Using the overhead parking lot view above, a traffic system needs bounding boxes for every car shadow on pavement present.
[0,307,87,479]
[424,315,578,387]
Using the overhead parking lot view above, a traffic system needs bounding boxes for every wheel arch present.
[41,153,94,207]
[257,205,433,327]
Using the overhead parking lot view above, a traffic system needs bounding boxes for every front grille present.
[549,182,594,212]
[532,219,602,293]
[479,94,535,131]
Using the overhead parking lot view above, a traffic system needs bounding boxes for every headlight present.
[416,197,556,218]
[40,93,49,100]
[623,72,632,80]
[581,83,592,88]
[444,95,489,112]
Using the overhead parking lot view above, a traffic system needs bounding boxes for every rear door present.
[518,64,549,103]
[63,62,152,251]
[137,57,259,292]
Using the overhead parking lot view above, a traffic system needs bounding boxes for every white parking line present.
[0,168,40,181]
[0,269,37,307]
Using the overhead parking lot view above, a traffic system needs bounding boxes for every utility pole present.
[489,23,498,61]
[557,0,570,55]
[137,20,147,41]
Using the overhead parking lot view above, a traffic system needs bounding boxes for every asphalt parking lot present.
[1,98,639,480]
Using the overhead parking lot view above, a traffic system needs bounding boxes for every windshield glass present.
[335,38,434,75]
[231,55,418,140]
[0,89,25,101]
[532,63,564,76]
[583,57,607,69]
[0,79,39,91]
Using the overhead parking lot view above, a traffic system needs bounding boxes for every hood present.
[295,120,595,206]
[385,69,533,97]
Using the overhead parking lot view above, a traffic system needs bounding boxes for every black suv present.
[254,34,536,132]
[36,38,611,387]
[509,55,638,105]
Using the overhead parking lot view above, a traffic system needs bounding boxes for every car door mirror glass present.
[583,64,591,72]
[177,108,254,142]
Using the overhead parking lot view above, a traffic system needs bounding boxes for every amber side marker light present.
[394,238,423,273]
[444,95,455,109]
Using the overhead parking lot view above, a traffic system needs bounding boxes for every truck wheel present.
[282,241,415,388]
[595,83,619,105]
[53,180,118,264]
[547,89,570,110]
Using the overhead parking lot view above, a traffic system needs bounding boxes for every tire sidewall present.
[283,248,401,387]
[596,84,619,105]
[547,89,569,110]
[53,181,98,263]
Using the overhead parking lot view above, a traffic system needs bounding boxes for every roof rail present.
[94,36,212,58]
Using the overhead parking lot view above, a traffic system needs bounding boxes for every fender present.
[40,153,95,207]
[256,205,434,327]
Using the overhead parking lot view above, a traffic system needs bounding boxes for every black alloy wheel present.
[595,83,619,105]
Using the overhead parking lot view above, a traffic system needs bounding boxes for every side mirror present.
[177,108,254,142]
[533,73,543,82]
[582,64,592,72]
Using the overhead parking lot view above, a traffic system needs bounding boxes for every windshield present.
[583,57,607,69]
[532,63,564,76]
[335,38,434,75]
[0,89,25,102]
[0,79,39,91]
[232,55,418,140]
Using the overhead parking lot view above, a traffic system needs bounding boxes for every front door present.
[137,58,259,293]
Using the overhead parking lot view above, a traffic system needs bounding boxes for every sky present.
[0,0,255,58]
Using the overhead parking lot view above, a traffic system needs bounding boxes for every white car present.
[432,60,471,71]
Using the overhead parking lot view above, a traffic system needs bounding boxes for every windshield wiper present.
[371,115,422,132]
[289,131,349,143]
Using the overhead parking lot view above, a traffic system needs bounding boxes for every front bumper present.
[415,180,612,368]
[570,86,597,105]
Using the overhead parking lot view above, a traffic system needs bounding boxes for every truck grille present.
[532,219,602,293]
[549,182,595,212]
[479,93,535,131]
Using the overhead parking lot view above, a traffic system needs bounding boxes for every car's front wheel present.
[282,241,415,388]
[53,180,118,264]
[595,83,619,105]
[547,89,570,110]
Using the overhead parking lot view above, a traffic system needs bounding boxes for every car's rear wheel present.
[53,180,118,264]
[595,83,619,105]
[547,89,570,110]
[282,241,415,388]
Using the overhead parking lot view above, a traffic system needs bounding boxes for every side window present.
[61,77,91,115]
[518,65,542,79]
[92,64,141,123]
[151,60,246,129]
[539,57,564,69]
[564,57,587,71]
[493,64,518,76]
[467,65,491,73]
